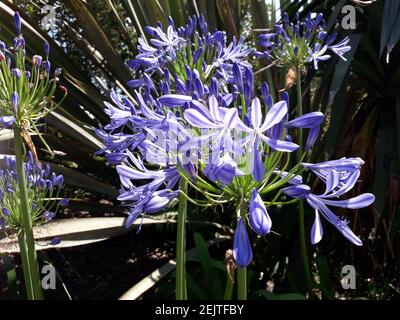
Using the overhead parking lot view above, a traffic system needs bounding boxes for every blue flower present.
[306,44,331,70]
[50,236,61,245]
[43,211,56,222]
[59,198,69,207]
[204,153,244,185]
[282,158,375,245]
[0,116,14,129]
[328,37,351,60]
[243,97,299,180]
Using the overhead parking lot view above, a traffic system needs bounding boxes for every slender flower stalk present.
[14,127,41,299]
[176,179,188,300]
[295,69,313,297]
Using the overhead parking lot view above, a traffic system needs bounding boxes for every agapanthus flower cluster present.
[257,12,351,69]
[127,14,252,87]
[98,15,374,269]
[0,152,66,231]
[0,12,66,134]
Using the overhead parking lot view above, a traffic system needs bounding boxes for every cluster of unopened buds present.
[0,152,67,233]
[257,12,351,69]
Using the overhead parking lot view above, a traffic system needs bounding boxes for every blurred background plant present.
[0,0,399,300]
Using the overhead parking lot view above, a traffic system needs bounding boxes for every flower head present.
[0,153,65,230]
[257,12,351,69]
[282,158,375,245]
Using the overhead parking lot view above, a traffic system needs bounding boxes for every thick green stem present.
[296,67,313,297]
[176,178,187,300]
[237,200,247,300]
[17,232,34,299]
[223,273,234,300]
[14,126,43,300]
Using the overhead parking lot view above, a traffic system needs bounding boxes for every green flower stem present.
[296,66,313,297]
[14,126,43,300]
[237,199,247,300]
[176,178,187,300]
[17,232,34,299]
[223,272,234,300]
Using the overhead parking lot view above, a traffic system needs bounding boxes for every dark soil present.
[1,227,176,300]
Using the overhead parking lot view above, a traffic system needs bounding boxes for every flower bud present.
[11,92,19,114]
[13,12,21,35]
[42,60,51,74]
[233,218,253,268]
[249,188,272,236]
[44,41,50,57]
[11,68,21,80]
[32,55,43,68]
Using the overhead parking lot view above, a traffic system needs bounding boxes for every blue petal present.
[251,144,264,182]
[0,116,15,128]
[324,169,340,194]
[223,108,239,129]
[307,195,362,246]
[281,184,311,199]
[158,94,192,107]
[305,126,320,151]
[321,193,375,209]
[209,95,221,122]
[184,108,221,129]
[249,189,272,236]
[260,134,299,152]
[285,112,324,128]
[260,101,287,131]
[311,210,323,244]
[250,97,262,128]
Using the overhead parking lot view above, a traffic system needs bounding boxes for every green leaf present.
[379,0,400,57]
[47,163,118,197]
[193,232,224,299]
[216,0,240,39]
[316,255,334,299]
[374,108,396,214]
[168,0,188,27]
[139,0,169,27]
[45,111,103,151]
